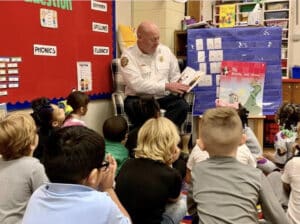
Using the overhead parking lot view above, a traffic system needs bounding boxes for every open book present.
[177,66,205,92]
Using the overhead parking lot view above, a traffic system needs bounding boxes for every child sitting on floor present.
[31,97,66,161]
[116,117,186,224]
[281,120,300,224]
[264,103,300,169]
[125,95,160,157]
[62,90,90,127]
[103,115,129,176]
[189,107,288,224]
[22,126,131,224]
[0,112,48,223]
[185,137,256,184]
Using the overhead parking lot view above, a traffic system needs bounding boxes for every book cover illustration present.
[177,66,205,92]
[219,61,266,115]
[219,4,236,28]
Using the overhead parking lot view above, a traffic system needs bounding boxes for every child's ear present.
[79,106,85,115]
[240,133,247,145]
[197,138,205,150]
[86,168,100,188]
[30,134,39,154]
[121,133,129,145]
[52,120,59,128]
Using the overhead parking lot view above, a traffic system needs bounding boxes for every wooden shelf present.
[174,30,187,60]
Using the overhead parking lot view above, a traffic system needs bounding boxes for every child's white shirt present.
[236,144,257,168]
[187,143,256,170]
[186,144,209,170]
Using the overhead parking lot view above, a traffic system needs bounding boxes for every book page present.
[177,66,205,92]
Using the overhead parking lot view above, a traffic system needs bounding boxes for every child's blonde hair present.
[200,107,243,153]
[0,112,37,160]
[135,117,180,164]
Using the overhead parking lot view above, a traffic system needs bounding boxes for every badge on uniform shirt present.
[120,57,129,67]
[159,55,164,62]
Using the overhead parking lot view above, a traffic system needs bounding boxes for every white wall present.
[115,0,133,26]
[81,100,114,135]
[132,0,184,50]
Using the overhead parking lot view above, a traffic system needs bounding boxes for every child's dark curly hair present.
[31,97,53,132]
[275,103,300,130]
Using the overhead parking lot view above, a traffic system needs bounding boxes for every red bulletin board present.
[0,0,113,105]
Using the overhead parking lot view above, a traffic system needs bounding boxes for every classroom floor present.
[263,147,273,153]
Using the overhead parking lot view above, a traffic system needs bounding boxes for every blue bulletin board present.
[187,27,282,115]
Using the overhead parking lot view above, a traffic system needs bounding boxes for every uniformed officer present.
[120,21,189,128]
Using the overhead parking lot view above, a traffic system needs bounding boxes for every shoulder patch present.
[120,57,129,67]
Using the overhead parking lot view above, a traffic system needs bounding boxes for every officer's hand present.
[165,82,189,94]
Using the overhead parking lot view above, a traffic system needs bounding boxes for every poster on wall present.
[77,61,92,92]
[40,8,58,28]
[0,1,114,109]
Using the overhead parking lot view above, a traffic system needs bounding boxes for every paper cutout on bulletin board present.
[40,8,58,28]
[219,61,266,116]
[187,27,282,115]
[0,1,114,107]
[219,4,236,28]
[77,61,92,92]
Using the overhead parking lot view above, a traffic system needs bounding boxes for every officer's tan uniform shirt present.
[120,44,181,98]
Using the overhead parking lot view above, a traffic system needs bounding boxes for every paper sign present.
[11,57,22,62]
[196,39,203,51]
[8,83,19,88]
[92,22,108,33]
[214,38,222,49]
[207,38,214,50]
[0,91,7,96]
[0,77,6,82]
[199,63,207,73]
[7,63,18,68]
[0,58,9,62]
[93,46,109,55]
[210,62,221,74]
[91,0,107,11]
[197,51,205,62]
[215,50,224,61]
[197,75,212,87]
[8,76,19,82]
[77,61,92,92]
[40,8,58,28]
[7,69,18,74]
[0,84,7,89]
[34,44,57,56]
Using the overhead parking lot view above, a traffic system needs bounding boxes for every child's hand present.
[98,154,117,191]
